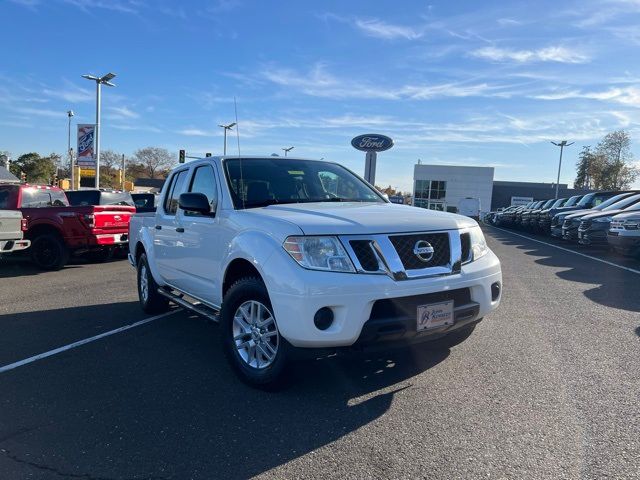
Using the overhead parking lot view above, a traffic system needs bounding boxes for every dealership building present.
[412,164,591,214]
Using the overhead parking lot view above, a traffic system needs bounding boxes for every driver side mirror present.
[178,192,214,216]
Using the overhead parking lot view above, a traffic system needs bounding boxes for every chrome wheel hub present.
[232,300,279,369]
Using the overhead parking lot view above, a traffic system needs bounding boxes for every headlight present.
[593,216,612,223]
[469,226,489,261]
[283,236,355,272]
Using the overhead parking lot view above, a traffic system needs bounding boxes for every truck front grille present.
[389,233,450,270]
[349,240,379,272]
[460,232,471,264]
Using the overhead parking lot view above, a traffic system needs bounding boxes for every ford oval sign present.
[351,134,394,152]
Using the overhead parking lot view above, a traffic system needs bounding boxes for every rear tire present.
[137,253,169,314]
[221,277,289,388]
[30,233,69,271]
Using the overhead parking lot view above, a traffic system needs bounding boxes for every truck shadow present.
[486,227,640,313]
[0,255,124,278]
[0,305,450,480]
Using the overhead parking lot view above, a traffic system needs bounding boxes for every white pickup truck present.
[0,210,31,257]
[128,156,502,386]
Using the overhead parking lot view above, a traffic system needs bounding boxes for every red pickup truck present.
[0,183,135,270]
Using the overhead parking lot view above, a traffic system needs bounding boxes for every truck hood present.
[582,209,627,220]
[245,202,476,235]
[611,211,640,221]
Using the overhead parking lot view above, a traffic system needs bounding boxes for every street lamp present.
[218,122,236,156]
[82,72,116,188]
[551,140,574,199]
[282,146,294,157]
[67,110,74,189]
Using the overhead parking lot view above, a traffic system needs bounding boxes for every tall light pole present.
[282,146,294,157]
[82,72,116,188]
[551,140,574,199]
[67,110,74,189]
[218,122,236,156]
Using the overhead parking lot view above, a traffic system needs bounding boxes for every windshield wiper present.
[243,199,304,209]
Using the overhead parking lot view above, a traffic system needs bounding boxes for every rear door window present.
[20,188,69,207]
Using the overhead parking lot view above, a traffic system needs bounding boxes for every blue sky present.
[1,0,640,191]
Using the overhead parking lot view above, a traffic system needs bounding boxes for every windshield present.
[20,187,68,207]
[563,195,582,207]
[604,194,640,211]
[550,198,566,208]
[593,193,632,210]
[541,199,555,209]
[224,158,385,209]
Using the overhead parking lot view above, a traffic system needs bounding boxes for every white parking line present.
[487,225,640,275]
[0,310,180,375]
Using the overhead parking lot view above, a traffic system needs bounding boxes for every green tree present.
[9,152,58,184]
[595,130,638,189]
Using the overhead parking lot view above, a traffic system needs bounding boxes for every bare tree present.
[132,147,175,179]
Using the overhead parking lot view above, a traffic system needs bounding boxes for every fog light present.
[314,307,334,330]
[491,282,501,301]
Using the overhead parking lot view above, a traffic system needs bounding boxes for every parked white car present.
[0,209,30,256]
[128,156,502,386]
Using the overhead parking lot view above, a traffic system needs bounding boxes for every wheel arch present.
[223,258,265,298]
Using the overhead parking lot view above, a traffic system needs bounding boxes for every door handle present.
[155,225,162,230]
[176,227,185,233]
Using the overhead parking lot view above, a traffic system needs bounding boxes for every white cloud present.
[9,0,40,8]
[496,18,522,26]
[260,63,521,100]
[108,106,140,119]
[178,128,212,137]
[42,83,93,103]
[472,46,589,64]
[533,86,640,107]
[63,0,141,14]
[353,18,423,40]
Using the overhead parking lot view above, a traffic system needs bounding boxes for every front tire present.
[137,253,169,314]
[221,277,289,388]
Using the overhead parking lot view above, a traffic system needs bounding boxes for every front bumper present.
[550,225,563,237]
[577,227,608,246]
[562,226,579,241]
[263,249,502,348]
[607,232,640,252]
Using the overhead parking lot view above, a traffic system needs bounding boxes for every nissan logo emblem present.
[413,240,435,262]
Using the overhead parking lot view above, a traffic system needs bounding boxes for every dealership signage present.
[351,133,394,185]
[77,124,96,169]
[351,134,394,152]
[511,196,533,206]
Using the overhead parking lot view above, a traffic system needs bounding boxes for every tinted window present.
[604,194,640,210]
[164,170,188,215]
[66,190,100,206]
[99,192,134,206]
[20,188,68,208]
[187,165,218,216]
[564,195,582,207]
[224,158,383,209]
[0,188,12,209]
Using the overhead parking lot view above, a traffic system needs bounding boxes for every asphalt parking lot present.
[1,228,638,480]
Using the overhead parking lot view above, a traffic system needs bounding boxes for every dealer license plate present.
[417,300,454,332]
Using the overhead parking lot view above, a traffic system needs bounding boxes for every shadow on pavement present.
[486,227,640,313]
[0,255,125,278]
[0,305,450,479]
